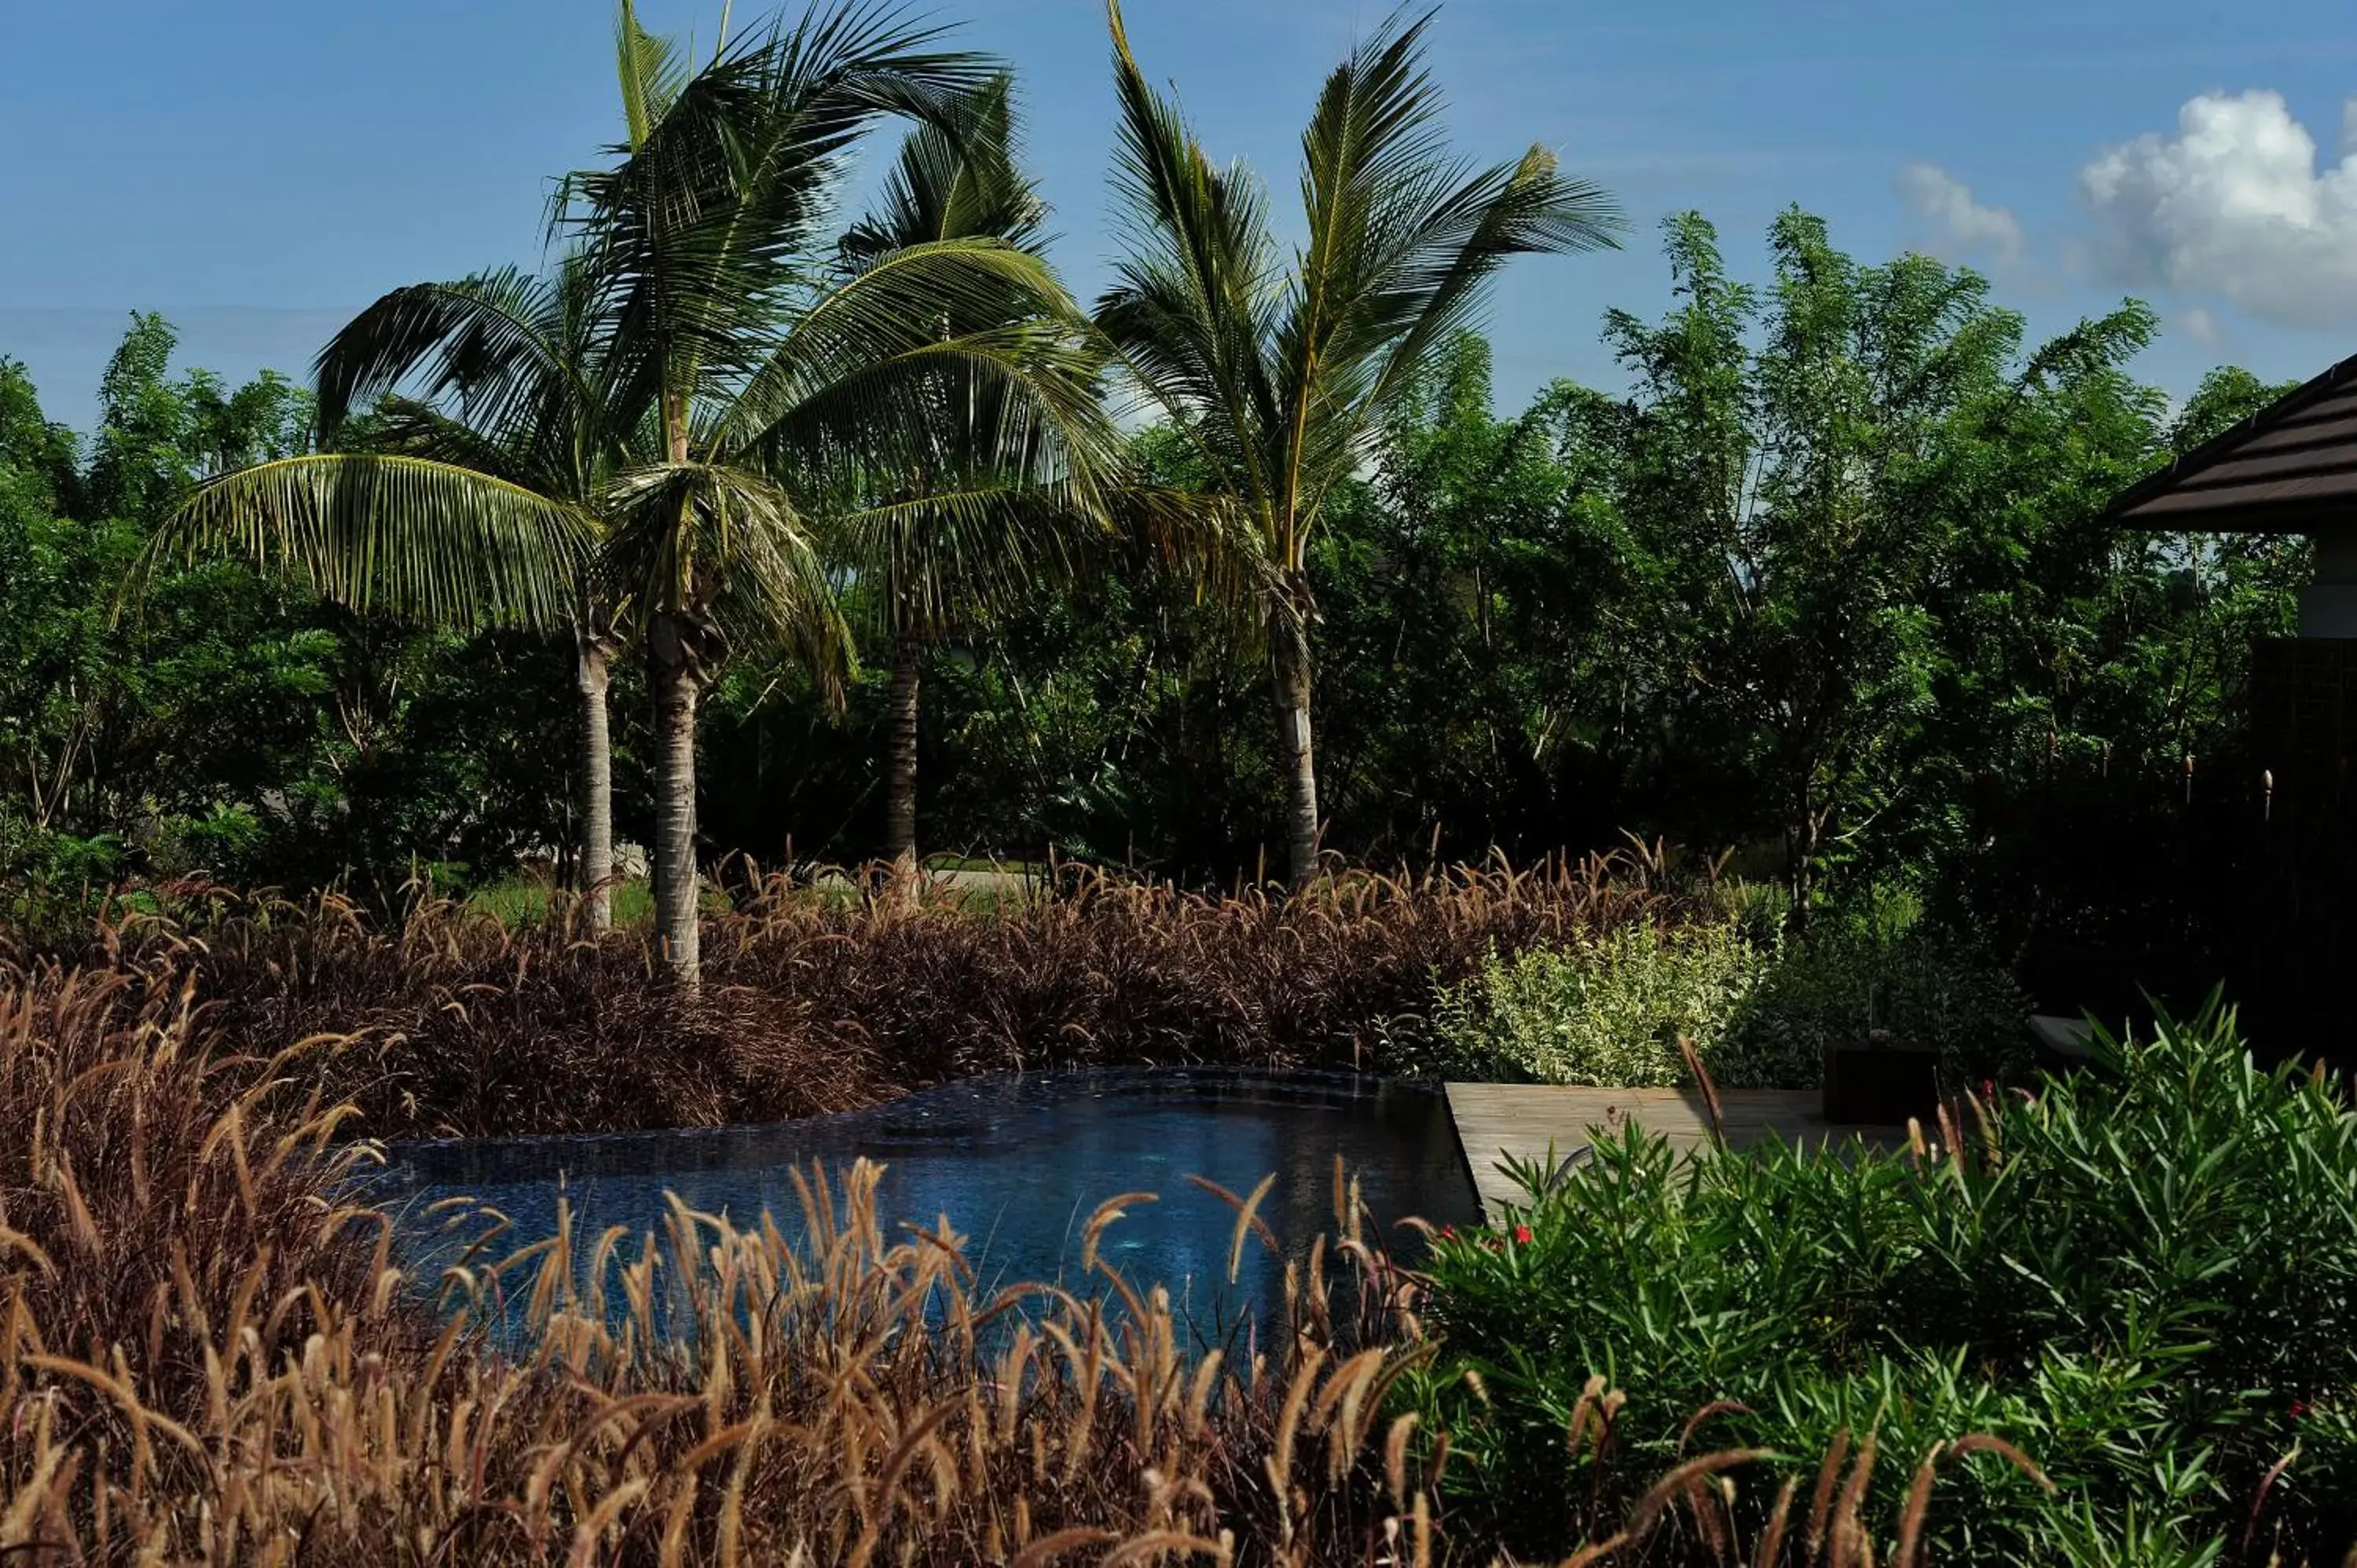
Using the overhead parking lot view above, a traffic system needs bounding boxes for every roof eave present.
[2105,350,2357,525]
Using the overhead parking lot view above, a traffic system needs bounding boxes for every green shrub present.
[1419,889,2027,1090]
[1402,999,2357,1561]
[1743,890,2030,1086]
[1420,918,1790,1086]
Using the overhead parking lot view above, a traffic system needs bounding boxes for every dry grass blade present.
[1946,1432,2053,1493]
[1827,1431,1879,1565]
[1677,1399,1753,1456]
[1011,1527,1122,1566]
[1675,1032,1725,1146]
[1750,1477,1798,1568]
[1805,1428,1851,1562]
[2242,1442,2303,1563]
[1892,1441,1944,1568]
[1184,1172,1281,1284]
[1556,1449,1777,1566]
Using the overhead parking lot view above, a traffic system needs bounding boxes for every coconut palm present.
[148,2,1118,983]
[831,77,1108,883]
[315,258,631,929]
[137,264,619,914]
[1096,1,1620,886]
[557,13,1115,974]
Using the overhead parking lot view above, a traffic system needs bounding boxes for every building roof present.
[2108,352,2357,531]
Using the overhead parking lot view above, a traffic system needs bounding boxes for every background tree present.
[830,77,1106,883]
[1595,212,2025,923]
[149,3,1118,978]
[4,320,586,903]
[2,181,2306,1012]
[1096,0,1619,885]
[339,262,647,927]
[1310,332,1636,862]
[554,4,1115,976]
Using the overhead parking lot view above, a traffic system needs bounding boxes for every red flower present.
[1980,1078,1996,1101]
[1514,1224,1534,1245]
[1439,1225,1457,1240]
[2292,1398,2311,1420]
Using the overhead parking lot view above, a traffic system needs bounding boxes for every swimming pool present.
[368,1067,1483,1341]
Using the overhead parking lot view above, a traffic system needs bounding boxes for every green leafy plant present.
[1406,998,2357,1561]
[1419,917,1787,1086]
[1420,889,2026,1090]
[1739,891,2030,1086]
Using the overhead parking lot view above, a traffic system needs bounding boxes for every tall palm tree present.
[137,266,614,908]
[832,78,1106,881]
[558,10,1113,976]
[312,258,630,929]
[1096,1,1620,886]
[150,2,1117,983]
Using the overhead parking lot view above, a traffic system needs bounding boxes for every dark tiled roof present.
[2110,352,2357,530]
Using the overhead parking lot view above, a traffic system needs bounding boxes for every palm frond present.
[141,454,595,632]
[834,475,1105,638]
[1274,13,1621,522]
[839,75,1043,265]
[1354,145,1622,419]
[365,397,543,489]
[559,1,993,419]
[313,269,603,474]
[600,460,845,688]
[1099,0,1618,577]
[720,241,1119,500]
[1098,0,1285,515]
[615,0,690,151]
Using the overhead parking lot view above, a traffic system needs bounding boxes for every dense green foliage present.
[1423,917,1787,1086]
[0,215,2303,965]
[1412,892,2026,1090]
[1410,1002,2357,1562]
[1,318,582,904]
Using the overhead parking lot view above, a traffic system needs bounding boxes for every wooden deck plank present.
[1443,1083,1907,1219]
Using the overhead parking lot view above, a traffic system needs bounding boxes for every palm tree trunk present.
[1270,615,1321,889]
[650,388,703,985]
[650,611,701,985]
[883,628,923,895]
[576,633,614,935]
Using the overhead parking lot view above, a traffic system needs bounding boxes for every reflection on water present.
[368,1068,1483,1340]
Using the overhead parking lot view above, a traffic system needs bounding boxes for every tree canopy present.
[0,193,2303,971]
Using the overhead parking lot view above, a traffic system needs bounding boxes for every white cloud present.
[2080,90,2357,327]
[1894,162,2025,269]
[2179,306,2225,350]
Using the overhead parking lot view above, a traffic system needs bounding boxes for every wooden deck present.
[1443,1083,1908,1218]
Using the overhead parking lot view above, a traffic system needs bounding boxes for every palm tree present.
[137,266,613,907]
[1096,0,1620,886]
[313,259,630,929]
[149,2,1117,983]
[832,78,1106,883]
[557,10,1114,976]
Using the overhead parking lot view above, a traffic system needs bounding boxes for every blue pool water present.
[368,1068,1483,1341]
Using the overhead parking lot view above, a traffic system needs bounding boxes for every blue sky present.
[6,0,2357,437]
